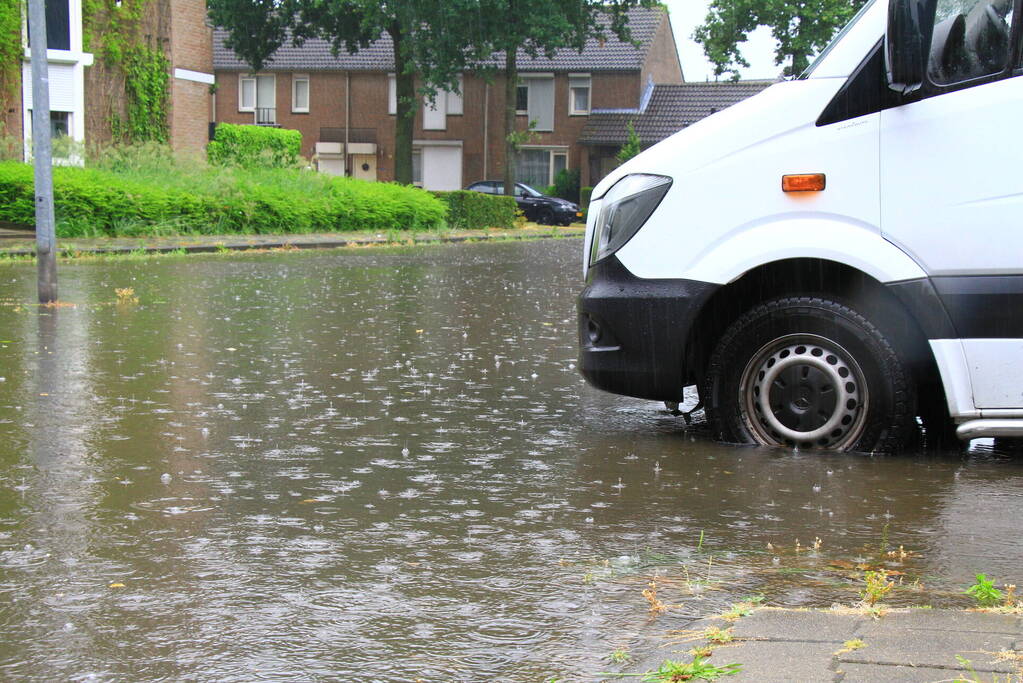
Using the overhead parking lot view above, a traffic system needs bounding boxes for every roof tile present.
[578,81,776,145]
[214,7,663,72]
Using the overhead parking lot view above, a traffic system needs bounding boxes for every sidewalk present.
[0,225,584,256]
[618,608,1023,682]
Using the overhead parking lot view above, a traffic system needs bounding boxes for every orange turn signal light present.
[782,173,826,192]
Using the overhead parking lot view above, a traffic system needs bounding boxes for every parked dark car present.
[465,180,582,226]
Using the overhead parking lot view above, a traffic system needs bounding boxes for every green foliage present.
[551,168,580,203]
[207,123,303,168]
[694,0,868,79]
[432,190,517,230]
[120,44,170,143]
[621,655,742,681]
[580,186,594,209]
[0,153,446,237]
[83,0,148,59]
[617,121,642,164]
[82,0,169,143]
[965,574,1003,607]
[0,0,19,112]
[861,570,895,607]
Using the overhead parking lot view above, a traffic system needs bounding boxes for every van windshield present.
[801,0,878,78]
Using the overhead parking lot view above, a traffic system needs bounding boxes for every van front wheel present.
[703,297,912,453]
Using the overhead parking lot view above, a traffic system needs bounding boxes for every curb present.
[0,227,585,257]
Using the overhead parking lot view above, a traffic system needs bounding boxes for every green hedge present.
[0,160,447,236]
[207,123,302,168]
[580,186,594,210]
[431,190,516,230]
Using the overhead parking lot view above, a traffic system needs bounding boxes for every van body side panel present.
[963,340,1023,409]
[930,276,1023,338]
[929,340,978,418]
[613,80,886,284]
[880,75,1023,277]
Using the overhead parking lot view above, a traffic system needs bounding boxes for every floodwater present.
[0,239,1020,682]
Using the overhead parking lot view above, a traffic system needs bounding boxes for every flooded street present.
[0,239,1021,682]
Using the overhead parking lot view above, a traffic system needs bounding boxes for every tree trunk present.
[502,46,518,197]
[390,24,415,186]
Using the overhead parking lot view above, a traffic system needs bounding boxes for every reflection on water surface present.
[0,240,1020,681]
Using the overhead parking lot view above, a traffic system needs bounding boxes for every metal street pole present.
[27,0,57,304]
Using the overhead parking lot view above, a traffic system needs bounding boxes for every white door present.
[421,146,462,191]
[879,0,1023,410]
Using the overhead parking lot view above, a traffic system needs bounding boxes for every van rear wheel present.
[703,297,913,453]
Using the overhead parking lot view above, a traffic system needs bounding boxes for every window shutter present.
[446,75,464,115]
[527,77,554,132]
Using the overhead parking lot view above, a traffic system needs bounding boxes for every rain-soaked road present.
[0,239,1021,682]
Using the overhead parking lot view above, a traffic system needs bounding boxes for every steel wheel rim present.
[739,334,869,451]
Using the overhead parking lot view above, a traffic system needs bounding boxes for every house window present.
[516,84,528,114]
[47,0,71,50]
[292,75,309,113]
[518,75,554,131]
[388,74,396,115]
[446,75,463,115]
[412,149,423,186]
[569,74,591,115]
[50,111,69,138]
[423,93,446,130]
[239,77,255,111]
[515,147,568,188]
[239,75,276,124]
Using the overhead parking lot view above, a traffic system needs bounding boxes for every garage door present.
[421,145,462,191]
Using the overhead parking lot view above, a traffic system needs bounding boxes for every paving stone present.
[838,628,1018,673]
[854,609,1022,635]
[722,641,838,683]
[729,608,859,642]
[837,662,984,682]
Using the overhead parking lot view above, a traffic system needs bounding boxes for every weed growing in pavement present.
[704,626,734,644]
[861,570,895,607]
[966,574,1004,607]
[835,639,866,655]
[630,655,741,682]
[721,595,764,621]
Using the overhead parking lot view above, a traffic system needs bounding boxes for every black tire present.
[538,208,555,225]
[703,296,914,453]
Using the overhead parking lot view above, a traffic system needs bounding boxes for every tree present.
[474,0,657,196]
[616,120,641,164]
[209,0,479,185]
[693,0,867,80]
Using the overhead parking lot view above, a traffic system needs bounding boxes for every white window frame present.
[516,145,570,187]
[569,73,591,115]
[388,74,396,115]
[239,76,255,112]
[292,74,309,113]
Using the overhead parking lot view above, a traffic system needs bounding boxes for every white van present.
[578,0,1022,452]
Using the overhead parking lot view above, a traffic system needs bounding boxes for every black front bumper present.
[577,256,718,401]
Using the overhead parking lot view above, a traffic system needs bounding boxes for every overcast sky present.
[661,0,783,82]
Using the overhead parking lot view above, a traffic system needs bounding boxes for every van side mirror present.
[886,0,937,94]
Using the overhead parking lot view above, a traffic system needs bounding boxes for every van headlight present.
[589,174,672,266]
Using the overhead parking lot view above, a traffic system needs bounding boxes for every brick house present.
[212,7,682,190]
[3,0,213,158]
